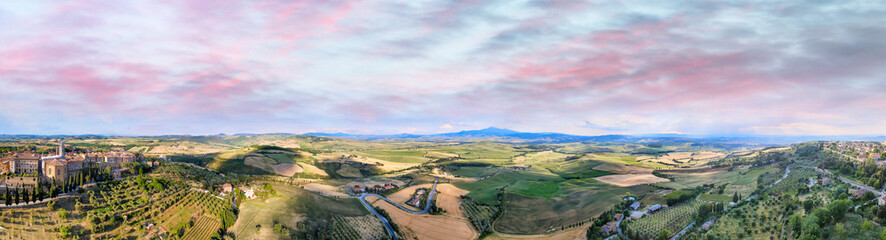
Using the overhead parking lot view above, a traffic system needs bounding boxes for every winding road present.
[357,178,439,240]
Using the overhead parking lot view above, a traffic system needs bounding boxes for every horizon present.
[2,126,885,140]
[1,1,885,136]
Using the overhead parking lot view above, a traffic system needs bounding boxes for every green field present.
[656,167,777,191]
[451,166,501,178]
[496,179,656,234]
[699,193,732,202]
[266,153,296,164]
[454,167,564,205]
[432,142,522,159]
[230,183,369,239]
[355,150,429,163]
[509,180,560,198]
[587,152,667,169]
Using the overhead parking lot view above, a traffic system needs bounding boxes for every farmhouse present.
[852,189,868,198]
[879,195,886,205]
[601,221,619,234]
[614,213,623,221]
[240,187,256,199]
[222,183,234,193]
[630,201,641,210]
[647,204,662,213]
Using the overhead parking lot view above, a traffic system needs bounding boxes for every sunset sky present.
[1,0,884,136]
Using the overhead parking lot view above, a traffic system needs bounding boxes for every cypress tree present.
[24,188,30,204]
[14,189,19,205]
[50,180,57,198]
[3,186,8,206]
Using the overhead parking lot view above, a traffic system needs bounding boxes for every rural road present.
[745,164,791,202]
[669,221,695,240]
[358,178,439,240]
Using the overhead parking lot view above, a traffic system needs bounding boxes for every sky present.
[0,0,884,136]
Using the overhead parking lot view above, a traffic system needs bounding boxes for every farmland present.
[0,133,852,240]
[624,200,704,239]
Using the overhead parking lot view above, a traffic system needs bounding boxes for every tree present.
[835,222,847,237]
[880,229,886,240]
[59,225,70,238]
[58,209,70,220]
[803,215,820,236]
[47,200,56,211]
[864,220,874,232]
[14,189,20,205]
[3,187,8,206]
[657,229,671,240]
[733,192,739,203]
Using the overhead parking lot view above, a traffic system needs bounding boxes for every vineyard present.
[460,196,500,234]
[85,176,236,239]
[181,215,221,240]
[624,200,703,239]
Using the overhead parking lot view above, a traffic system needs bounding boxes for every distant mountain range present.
[304,127,886,145]
[2,127,883,146]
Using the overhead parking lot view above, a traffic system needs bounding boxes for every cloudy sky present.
[1,0,884,136]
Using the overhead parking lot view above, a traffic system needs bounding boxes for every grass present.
[539,160,615,179]
[230,183,368,239]
[454,167,564,205]
[495,179,655,234]
[451,166,501,178]
[266,153,296,164]
[354,150,428,163]
[699,194,733,202]
[509,180,560,198]
[587,152,667,169]
[432,142,521,159]
[656,166,776,191]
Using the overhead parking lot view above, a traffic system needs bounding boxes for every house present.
[701,222,712,231]
[407,198,420,207]
[240,187,256,199]
[852,189,868,198]
[614,213,624,221]
[879,195,886,206]
[859,153,869,160]
[222,183,234,193]
[630,201,641,210]
[647,204,662,213]
[873,153,881,161]
[819,177,831,185]
[601,221,619,234]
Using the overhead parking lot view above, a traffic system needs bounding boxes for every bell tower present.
[59,140,65,157]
